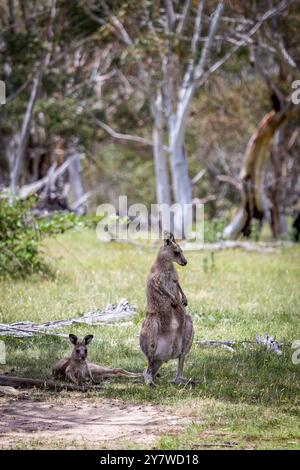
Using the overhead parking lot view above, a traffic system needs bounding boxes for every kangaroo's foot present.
[143,369,157,387]
[173,376,196,387]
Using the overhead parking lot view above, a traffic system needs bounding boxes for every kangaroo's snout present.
[179,253,187,266]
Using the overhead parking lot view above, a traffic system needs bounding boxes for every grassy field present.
[1,228,300,449]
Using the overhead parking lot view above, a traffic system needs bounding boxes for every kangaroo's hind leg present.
[143,359,162,387]
[174,314,194,385]
[88,364,141,381]
[140,316,161,387]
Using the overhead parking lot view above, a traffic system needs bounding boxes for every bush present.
[0,197,42,276]
[0,196,100,278]
[204,217,227,243]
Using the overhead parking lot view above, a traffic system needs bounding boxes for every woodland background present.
[0,0,299,245]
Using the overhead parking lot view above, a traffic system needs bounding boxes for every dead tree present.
[223,100,300,239]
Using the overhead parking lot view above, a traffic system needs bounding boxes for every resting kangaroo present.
[53,334,140,385]
[140,232,194,386]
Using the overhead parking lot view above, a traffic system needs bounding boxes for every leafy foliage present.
[204,217,227,243]
[0,197,42,277]
[0,197,103,278]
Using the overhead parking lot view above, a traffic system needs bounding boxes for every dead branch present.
[182,240,279,253]
[196,333,284,356]
[196,340,236,353]
[191,169,206,186]
[0,299,136,338]
[96,119,170,150]
[0,374,101,392]
[217,174,243,193]
[198,0,292,87]
[0,385,23,397]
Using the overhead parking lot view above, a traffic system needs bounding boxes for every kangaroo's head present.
[69,334,93,361]
[160,231,187,267]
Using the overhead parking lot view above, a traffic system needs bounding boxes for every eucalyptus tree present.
[222,0,300,239]
[83,0,292,235]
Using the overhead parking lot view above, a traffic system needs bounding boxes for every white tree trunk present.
[151,91,171,205]
[68,140,86,215]
[167,83,194,237]
[10,70,43,194]
[9,0,56,195]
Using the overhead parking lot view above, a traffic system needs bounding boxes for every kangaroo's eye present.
[84,349,87,353]
[76,349,80,353]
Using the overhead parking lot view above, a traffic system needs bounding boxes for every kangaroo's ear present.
[84,334,94,345]
[163,231,175,246]
[163,230,171,246]
[69,334,78,345]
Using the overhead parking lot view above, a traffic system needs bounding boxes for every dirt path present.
[0,396,187,449]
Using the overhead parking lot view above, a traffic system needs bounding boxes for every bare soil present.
[0,396,187,449]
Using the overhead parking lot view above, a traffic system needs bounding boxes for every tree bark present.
[9,0,56,195]
[10,70,43,194]
[151,91,171,205]
[67,139,86,215]
[269,130,284,238]
[224,102,299,239]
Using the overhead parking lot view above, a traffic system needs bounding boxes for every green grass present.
[1,228,300,449]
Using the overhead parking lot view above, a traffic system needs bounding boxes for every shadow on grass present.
[3,335,300,413]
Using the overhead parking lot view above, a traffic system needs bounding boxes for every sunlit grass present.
[1,228,300,449]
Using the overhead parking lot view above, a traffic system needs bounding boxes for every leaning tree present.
[223,0,300,239]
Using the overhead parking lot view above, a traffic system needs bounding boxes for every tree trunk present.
[170,141,192,205]
[168,85,194,238]
[224,102,297,239]
[151,91,171,205]
[9,0,56,195]
[10,70,43,194]
[269,130,283,238]
[67,139,86,215]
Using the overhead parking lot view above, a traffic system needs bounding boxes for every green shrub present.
[204,217,227,243]
[0,196,42,277]
[0,196,102,278]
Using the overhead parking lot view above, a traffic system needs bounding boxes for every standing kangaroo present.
[140,232,194,386]
[53,334,141,384]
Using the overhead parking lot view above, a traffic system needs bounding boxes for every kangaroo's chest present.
[160,270,178,294]
[73,361,89,379]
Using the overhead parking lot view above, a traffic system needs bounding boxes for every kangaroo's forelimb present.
[174,279,188,306]
[152,278,178,306]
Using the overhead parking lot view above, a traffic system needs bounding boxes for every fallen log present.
[0,298,136,338]
[0,385,23,397]
[0,374,101,392]
[183,240,277,253]
[196,340,237,352]
[196,333,284,356]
